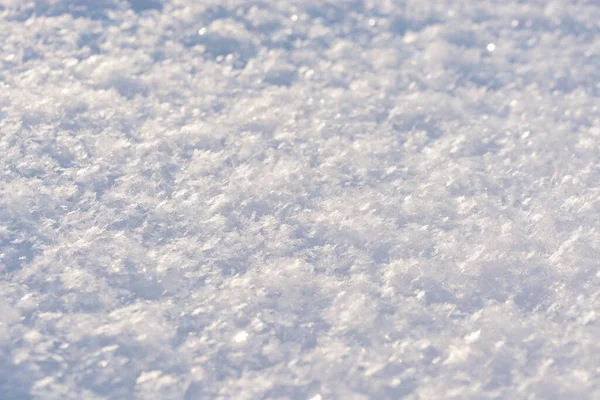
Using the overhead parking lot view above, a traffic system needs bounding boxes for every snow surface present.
[1,0,599,398]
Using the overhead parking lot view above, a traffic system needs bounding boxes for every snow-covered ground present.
[1,0,599,398]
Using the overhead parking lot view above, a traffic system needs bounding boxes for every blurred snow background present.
[1,0,599,398]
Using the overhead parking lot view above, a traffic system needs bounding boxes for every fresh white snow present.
[1,0,599,398]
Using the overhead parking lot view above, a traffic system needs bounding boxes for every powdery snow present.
[1,0,599,399]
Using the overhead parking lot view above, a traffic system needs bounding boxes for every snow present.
[1,0,599,398]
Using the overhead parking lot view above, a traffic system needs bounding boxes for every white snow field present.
[1,0,599,398]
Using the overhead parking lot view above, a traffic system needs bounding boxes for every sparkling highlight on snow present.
[234,331,249,343]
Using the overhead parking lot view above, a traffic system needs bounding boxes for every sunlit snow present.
[1,0,599,398]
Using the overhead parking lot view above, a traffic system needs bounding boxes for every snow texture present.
[1,0,599,399]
